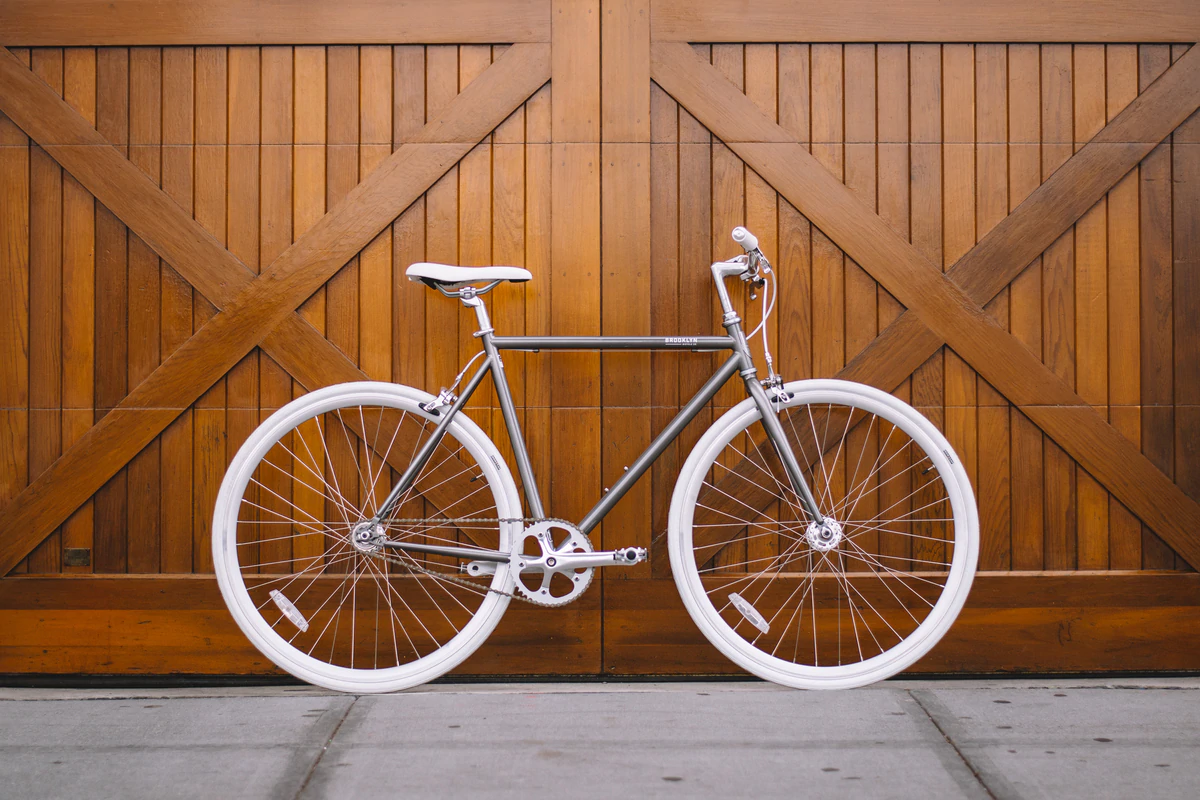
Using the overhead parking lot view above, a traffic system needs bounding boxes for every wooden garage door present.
[1,0,1199,677]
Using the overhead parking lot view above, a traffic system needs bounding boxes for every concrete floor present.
[0,679,1196,799]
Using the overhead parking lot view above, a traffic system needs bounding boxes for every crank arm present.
[465,546,647,577]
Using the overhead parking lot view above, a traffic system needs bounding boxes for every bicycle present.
[213,227,979,693]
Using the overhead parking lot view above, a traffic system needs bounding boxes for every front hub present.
[350,521,385,554]
[804,518,844,553]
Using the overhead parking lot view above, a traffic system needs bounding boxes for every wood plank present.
[1138,46,1178,570]
[811,44,844,385]
[651,41,1200,571]
[26,49,64,575]
[0,0,551,45]
[1106,45,1142,570]
[160,46,194,574]
[602,572,1200,675]
[359,45,392,383]
[875,43,910,569]
[0,574,601,675]
[1041,45,1077,573]
[257,46,296,574]
[552,2,601,410]
[92,46,129,575]
[1008,44,1045,572]
[1073,45,1110,571]
[650,0,1200,43]
[909,43,943,572]
[0,43,552,575]
[975,43,1011,572]
[941,44,977,555]
[126,45,164,574]
[60,47,96,575]
[0,49,29,577]
[391,45,426,392]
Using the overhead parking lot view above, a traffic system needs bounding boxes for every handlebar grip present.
[731,226,759,252]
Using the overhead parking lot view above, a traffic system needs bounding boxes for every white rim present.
[212,382,522,693]
[669,379,979,689]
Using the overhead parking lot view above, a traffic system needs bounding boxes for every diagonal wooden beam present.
[0,42,552,575]
[651,41,1200,570]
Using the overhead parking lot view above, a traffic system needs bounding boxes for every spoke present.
[256,548,358,609]
[312,413,357,530]
[365,407,406,515]
[806,404,836,514]
[711,458,789,506]
[838,412,879,526]
[828,551,908,644]
[268,438,361,524]
[840,539,944,600]
[700,479,789,524]
[360,556,423,661]
[248,477,347,532]
[834,451,935,522]
[334,408,375,518]
[298,559,363,650]
[835,418,904,522]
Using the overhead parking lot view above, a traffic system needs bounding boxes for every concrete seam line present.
[908,689,999,800]
[294,695,359,799]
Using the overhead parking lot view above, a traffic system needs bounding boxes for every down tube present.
[577,353,744,535]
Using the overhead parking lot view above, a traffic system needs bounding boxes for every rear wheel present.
[212,382,522,693]
[669,379,978,689]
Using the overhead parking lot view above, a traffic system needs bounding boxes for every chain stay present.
[374,517,578,607]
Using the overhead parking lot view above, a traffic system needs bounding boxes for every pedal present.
[612,546,647,565]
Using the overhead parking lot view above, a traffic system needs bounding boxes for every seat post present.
[459,287,494,336]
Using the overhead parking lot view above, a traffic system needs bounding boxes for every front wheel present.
[669,379,978,689]
[212,382,523,693]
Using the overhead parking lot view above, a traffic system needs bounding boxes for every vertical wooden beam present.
[1106,44,1142,570]
[27,48,64,574]
[551,0,601,670]
[1073,44,1110,570]
[600,0,651,675]
[126,44,164,573]
[159,45,194,573]
[975,43,1011,571]
[1041,43,1077,571]
[94,45,130,574]
[61,47,97,574]
[1172,44,1200,546]
[258,44,295,573]
[1,49,31,576]
[1007,43,1045,571]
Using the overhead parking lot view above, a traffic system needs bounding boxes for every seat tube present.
[473,299,546,519]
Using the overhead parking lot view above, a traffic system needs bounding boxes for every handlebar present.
[731,226,759,252]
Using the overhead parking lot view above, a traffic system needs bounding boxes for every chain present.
[370,517,576,607]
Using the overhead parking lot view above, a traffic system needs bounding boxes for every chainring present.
[510,520,595,607]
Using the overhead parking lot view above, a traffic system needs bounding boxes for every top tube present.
[490,335,736,351]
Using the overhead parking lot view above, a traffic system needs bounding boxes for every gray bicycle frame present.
[372,260,825,546]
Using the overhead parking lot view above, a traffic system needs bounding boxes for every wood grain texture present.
[651,41,1200,570]
[650,0,1200,43]
[0,0,551,45]
[0,43,552,575]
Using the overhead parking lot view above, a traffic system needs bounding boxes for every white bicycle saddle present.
[406,262,532,288]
